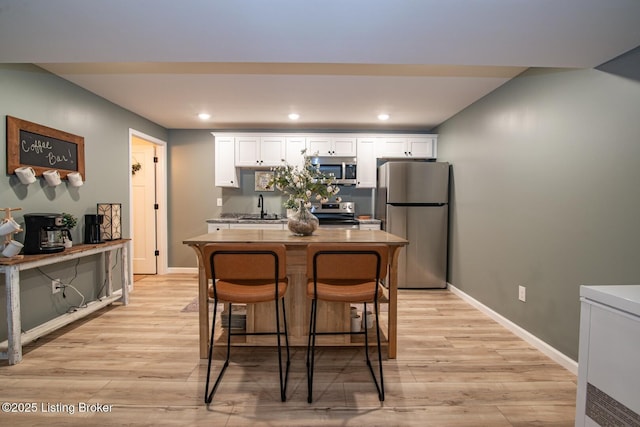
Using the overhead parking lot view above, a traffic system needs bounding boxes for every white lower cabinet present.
[359,223,381,230]
[208,222,286,232]
[229,223,285,230]
[207,223,231,233]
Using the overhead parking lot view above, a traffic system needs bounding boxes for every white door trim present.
[129,128,168,275]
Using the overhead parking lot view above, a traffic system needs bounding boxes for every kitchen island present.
[183,229,407,359]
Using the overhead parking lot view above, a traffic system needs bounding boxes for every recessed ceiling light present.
[288,113,300,120]
[198,113,211,120]
[377,113,390,121]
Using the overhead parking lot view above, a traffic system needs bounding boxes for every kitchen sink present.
[238,214,281,221]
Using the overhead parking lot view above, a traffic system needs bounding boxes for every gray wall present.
[167,129,373,268]
[0,64,166,341]
[437,67,640,360]
[167,129,220,268]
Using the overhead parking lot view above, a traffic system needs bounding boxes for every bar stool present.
[306,243,388,403]
[203,243,290,403]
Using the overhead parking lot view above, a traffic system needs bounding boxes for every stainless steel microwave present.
[308,156,357,185]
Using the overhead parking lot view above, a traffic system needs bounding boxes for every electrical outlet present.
[216,198,223,207]
[518,285,526,302]
[52,279,62,294]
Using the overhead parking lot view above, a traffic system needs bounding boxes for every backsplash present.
[219,169,375,217]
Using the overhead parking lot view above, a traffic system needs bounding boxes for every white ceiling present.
[1,0,640,130]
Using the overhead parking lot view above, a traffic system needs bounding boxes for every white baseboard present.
[447,283,578,375]
[167,267,198,275]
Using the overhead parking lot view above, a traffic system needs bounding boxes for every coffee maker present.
[23,213,68,255]
[84,214,105,244]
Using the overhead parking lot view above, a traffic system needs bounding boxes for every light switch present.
[216,198,223,207]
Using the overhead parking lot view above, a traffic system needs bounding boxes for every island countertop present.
[184,228,405,246]
[204,217,382,226]
[184,229,407,359]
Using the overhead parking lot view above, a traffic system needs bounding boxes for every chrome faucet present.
[257,194,265,218]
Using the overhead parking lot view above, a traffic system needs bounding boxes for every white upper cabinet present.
[407,136,437,158]
[377,135,437,159]
[214,135,239,187]
[214,132,437,187]
[307,135,357,157]
[235,135,285,167]
[284,136,307,169]
[356,138,377,188]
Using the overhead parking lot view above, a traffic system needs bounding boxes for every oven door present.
[318,221,359,230]
[317,214,359,230]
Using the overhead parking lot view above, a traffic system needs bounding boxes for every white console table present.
[0,239,130,365]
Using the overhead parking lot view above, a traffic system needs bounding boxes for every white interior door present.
[132,137,157,274]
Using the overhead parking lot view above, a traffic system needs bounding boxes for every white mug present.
[15,166,37,185]
[363,310,374,329]
[2,239,23,257]
[67,171,83,187]
[0,218,21,236]
[43,169,61,187]
[350,315,361,333]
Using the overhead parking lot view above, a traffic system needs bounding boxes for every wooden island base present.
[184,229,407,359]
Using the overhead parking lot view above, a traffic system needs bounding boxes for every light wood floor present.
[0,274,577,426]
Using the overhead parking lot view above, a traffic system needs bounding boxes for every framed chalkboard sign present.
[6,116,85,179]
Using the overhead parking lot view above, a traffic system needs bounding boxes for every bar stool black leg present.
[205,300,232,403]
[307,298,318,403]
[374,301,385,401]
[275,296,291,402]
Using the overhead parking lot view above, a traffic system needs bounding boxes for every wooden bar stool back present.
[203,243,290,403]
[305,243,388,403]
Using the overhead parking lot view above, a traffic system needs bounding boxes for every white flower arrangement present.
[267,150,341,211]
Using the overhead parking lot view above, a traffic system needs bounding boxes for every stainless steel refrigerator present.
[376,161,449,288]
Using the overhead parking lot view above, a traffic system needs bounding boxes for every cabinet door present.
[307,136,333,156]
[377,137,408,158]
[207,223,231,233]
[332,137,357,156]
[356,138,377,188]
[407,137,435,158]
[259,136,286,167]
[235,136,261,166]
[229,223,285,230]
[285,137,307,169]
[307,136,357,156]
[359,223,381,230]
[215,136,239,187]
[236,136,285,167]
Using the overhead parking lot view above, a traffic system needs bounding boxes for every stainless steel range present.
[310,202,359,229]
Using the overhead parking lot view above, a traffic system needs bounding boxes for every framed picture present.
[255,171,274,191]
[97,203,122,240]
